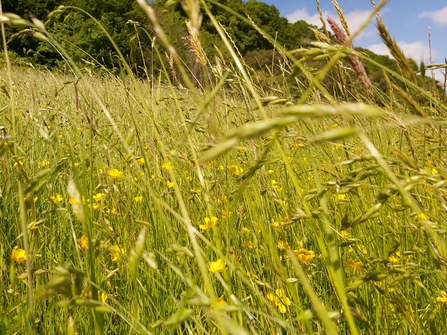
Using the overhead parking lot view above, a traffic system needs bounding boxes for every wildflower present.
[218,165,225,171]
[344,259,364,271]
[221,210,232,219]
[11,247,26,263]
[162,161,173,171]
[415,212,429,221]
[228,164,243,176]
[277,240,290,250]
[245,241,254,249]
[209,258,226,273]
[271,221,282,231]
[166,180,174,188]
[242,227,250,234]
[207,161,214,167]
[284,156,293,163]
[137,157,145,166]
[107,169,123,180]
[437,291,447,303]
[267,169,274,175]
[49,194,63,204]
[77,235,89,251]
[267,289,291,314]
[91,203,100,211]
[337,193,347,201]
[110,245,124,262]
[14,161,24,167]
[93,193,105,202]
[200,216,218,230]
[39,160,50,167]
[134,196,143,203]
[99,292,108,304]
[214,297,227,308]
[294,248,315,264]
[388,251,401,264]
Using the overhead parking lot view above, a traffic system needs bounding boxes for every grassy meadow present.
[2,1,447,334]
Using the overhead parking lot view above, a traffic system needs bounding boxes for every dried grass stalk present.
[327,17,375,102]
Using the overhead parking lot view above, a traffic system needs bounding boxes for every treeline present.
[1,0,443,99]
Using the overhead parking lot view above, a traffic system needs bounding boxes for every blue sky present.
[263,0,447,81]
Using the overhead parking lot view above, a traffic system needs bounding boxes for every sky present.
[263,0,447,82]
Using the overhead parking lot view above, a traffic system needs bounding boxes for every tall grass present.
[1,1,447,334]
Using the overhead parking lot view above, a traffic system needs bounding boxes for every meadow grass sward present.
[2,1,447,334]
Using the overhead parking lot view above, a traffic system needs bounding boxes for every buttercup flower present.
[267,289,291,314]
[214,296,227,308]
[437,291,447,303]
[245,241,254,249]
[228,164,243,176]
[77,235,89,251]
[209,258,226,273]
[388,251,401,264]
[134,196,143,203]
[107,169,123,180]
[162,161,173,171]
[337,193,347,201]
[166,180,174,189]
[49,194,63,204]
[137,157,145,166]
[92,193,105,202]
[200,216,218,230]
[277,240,290,250]
[11,247,26,263]
[344,259,364,271]
[110,245,124,262]
[294,248,315,265]
[415,212,429,221]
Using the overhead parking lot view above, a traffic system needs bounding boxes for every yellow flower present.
[99,292,108,304]
[137,157,145,166]
[228,164,243,176]
[271,221,282,231]
[208,258,226,273]
[77,235,89,251]
[337,193,346,200]
[415,212,429,221]
[134,196,143,203]
[436,291,447,303]
[91,203,100,211]
[199,216,218,230]
[162,161,173,171]
[267,169,274,175]
[221,210,232,219]
[11,246,26,263]
[242,227,250,234]
[92,193,105,202]
[218,164,225,171]
[39,160,50,167]
[49,194,63,204]
[294,248,315,265]
[267,289,291,314]
[277,240,290,250]
[14,161,24,167]
[110,244,124,262]
[107,169,123,180]
[214,296,227,308]
[245,241,254,249]
[166,180,174,189]
[388,251,401,264]
[344,259,364,271]
[284,156,293,163]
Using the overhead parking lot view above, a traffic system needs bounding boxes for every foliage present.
[1,1,447,334]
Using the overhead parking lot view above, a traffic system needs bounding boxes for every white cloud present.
[286,8,375,39]
[420,6,447,25]
[286,8,328,27]
[367,41,434,62]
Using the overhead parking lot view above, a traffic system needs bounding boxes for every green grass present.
[1,2,447,334]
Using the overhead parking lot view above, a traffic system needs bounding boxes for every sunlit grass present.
[1,1,447,334]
